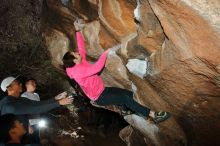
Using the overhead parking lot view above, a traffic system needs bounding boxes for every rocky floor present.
[39,101,127,146]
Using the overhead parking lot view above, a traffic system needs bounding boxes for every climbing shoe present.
[153,111,170,124]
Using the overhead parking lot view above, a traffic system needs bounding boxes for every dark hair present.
[0,114,18,143]
[62,51,76,68]
[25,78,37,84]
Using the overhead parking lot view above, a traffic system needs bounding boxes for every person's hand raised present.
[74,19,85,31]
[58,95,73,105]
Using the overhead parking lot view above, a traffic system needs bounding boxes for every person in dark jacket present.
[0,76,73,144]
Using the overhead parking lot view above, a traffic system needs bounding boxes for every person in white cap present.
[1,76,19,93]
[0,76,73,144]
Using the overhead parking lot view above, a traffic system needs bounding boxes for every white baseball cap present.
[1,76,17,92]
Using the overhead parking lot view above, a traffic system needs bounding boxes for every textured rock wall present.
[0,0,71,97]
[42,0,220,146]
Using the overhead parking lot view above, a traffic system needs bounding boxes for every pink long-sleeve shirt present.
[66,32,107,101]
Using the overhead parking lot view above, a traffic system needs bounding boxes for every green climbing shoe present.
[153,111,170,124]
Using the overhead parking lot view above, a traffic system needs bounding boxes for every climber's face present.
[72,52,82,64]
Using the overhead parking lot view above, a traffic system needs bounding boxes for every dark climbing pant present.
[95,87,150,117]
